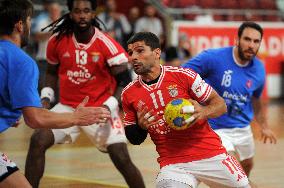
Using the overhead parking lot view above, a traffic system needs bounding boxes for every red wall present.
[97,0,145,15]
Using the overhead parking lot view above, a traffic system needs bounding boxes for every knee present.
[29,130,54,151]
[241,158,254,169]
[241,158,254,176]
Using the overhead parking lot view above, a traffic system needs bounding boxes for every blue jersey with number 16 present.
[182,47,265,129]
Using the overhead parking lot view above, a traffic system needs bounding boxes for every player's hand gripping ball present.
[164,98,194,130]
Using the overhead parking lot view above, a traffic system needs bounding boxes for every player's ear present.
[14,20,24,33]
[154,48,161,59]
[235,37,240,46]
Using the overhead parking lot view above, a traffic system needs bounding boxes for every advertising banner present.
[171,21,284,74]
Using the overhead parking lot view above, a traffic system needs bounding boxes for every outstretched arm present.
[252,97,277,144]
[22,97,111,129]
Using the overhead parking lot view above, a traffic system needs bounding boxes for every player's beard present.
[21,22,30,47]
[133,62,153,75]
[75,21,92,32]
[237,44,258,62]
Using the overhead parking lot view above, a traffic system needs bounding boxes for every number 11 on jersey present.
[150,90,165,109]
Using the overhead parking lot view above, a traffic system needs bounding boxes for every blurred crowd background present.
[27,0,284,98]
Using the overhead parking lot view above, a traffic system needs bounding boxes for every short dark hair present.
[238,21,263,39]
[0,0,33,35]
[127,32,161,50]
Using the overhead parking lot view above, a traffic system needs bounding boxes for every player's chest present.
[210,64,260,93]
[133,82,189,112]
[57,46,106,70]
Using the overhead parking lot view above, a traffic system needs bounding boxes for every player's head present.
[0,0,33,47]
[68,0,96,32]
[236,21,263,61]
[127,32,161,75]
[43,0,101,39]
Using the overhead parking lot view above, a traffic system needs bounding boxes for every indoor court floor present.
[0,100,283,188]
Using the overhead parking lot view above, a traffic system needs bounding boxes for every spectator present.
[164,33,192,66]
[32,0,62,91]
[127,6,140,38]
[135,4,163,39]
[97,0,131,48]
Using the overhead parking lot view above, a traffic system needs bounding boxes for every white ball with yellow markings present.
[164,98,193,130]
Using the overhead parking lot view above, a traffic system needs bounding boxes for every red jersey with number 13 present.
[122,66,226,168]
[46,28,128,108]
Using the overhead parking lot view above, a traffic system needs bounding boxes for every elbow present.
[24,117,43,129]
[23,110,47,129]
[126,134,145,145]
[127,138,144,145]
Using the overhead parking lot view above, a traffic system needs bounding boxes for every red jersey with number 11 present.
[122,66,226,168]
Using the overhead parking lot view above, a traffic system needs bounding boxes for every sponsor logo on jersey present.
[148,118,170,135]
[63,51,70,58]
[66,65,95,84]
[192,75,206,97]
[246,80,252,88]
[167,84,178,97]
[222,91,248,102]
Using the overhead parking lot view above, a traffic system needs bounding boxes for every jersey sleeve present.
[98,32,128,67]
[9,56,41,109]
[121,91,137,126]
[46,34,59,65]
[180,68,212,103]
[182,50,212,78]
[253,63,266,98]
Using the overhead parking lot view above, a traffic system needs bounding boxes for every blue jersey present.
[182,47,265,129]
[0,40,41,132]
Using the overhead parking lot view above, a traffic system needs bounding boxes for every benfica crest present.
[90,52,100,62]
[167,84,178,97]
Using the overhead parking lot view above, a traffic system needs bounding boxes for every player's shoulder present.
[94,28,123,53]
[95,29,116,45]
[164,65,197,78]
[48,33,58,43]
[1,41,33,61]
[252,57,265,72]
[121,78,139,96]
[47,33,70,46]
[203,46,232,56]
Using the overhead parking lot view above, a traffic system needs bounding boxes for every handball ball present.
[164,98,193,130]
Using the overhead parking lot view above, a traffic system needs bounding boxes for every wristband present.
[41,87,55,103]
[103,96,118,113]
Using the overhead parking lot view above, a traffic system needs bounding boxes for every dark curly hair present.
[42,0,103,40]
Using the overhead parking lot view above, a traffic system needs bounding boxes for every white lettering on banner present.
[259,37,284,57]
[191,36,230,52]
[191,35,284,57]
